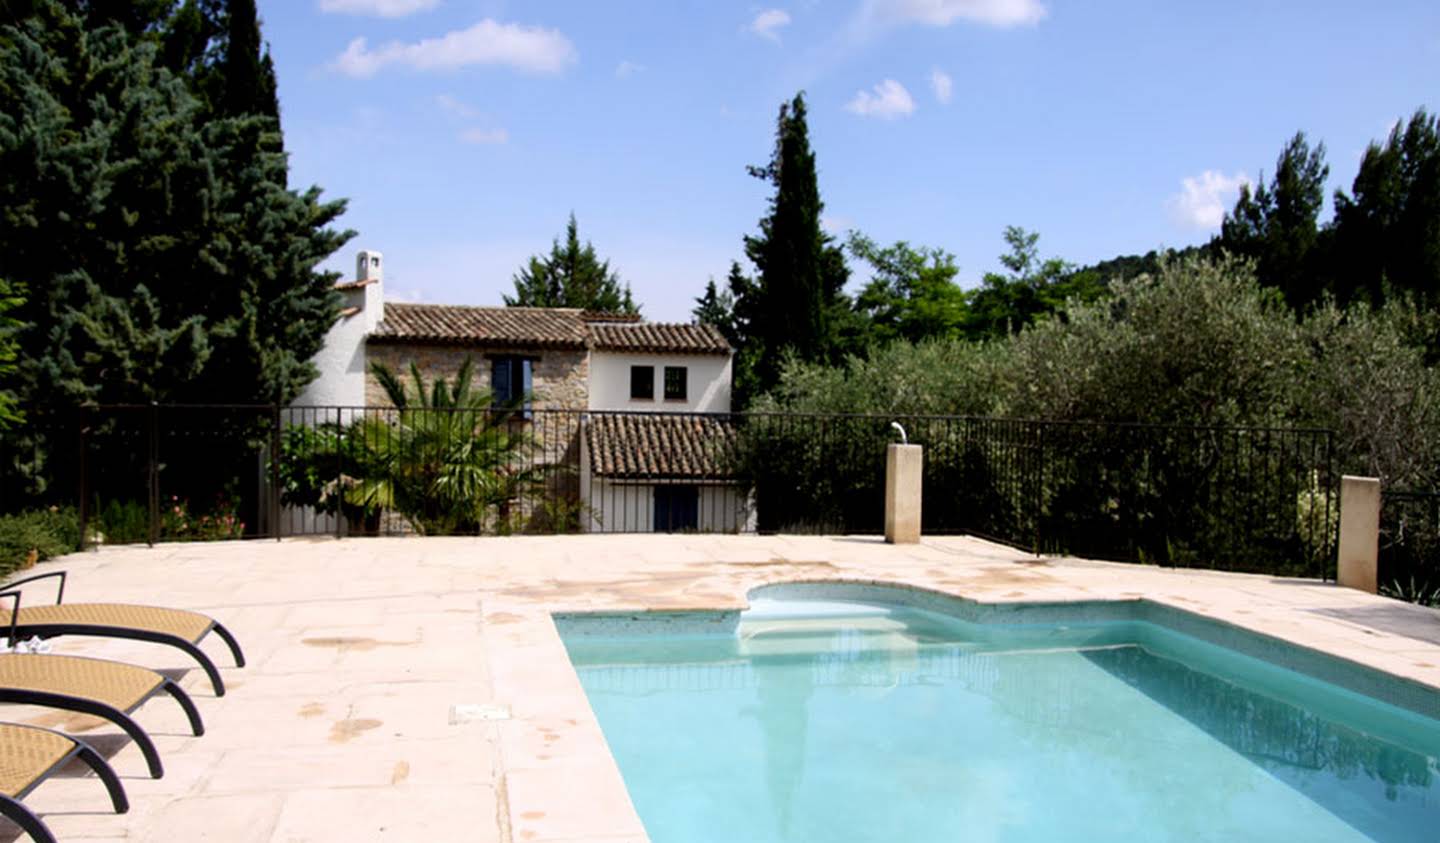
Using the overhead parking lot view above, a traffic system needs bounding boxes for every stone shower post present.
[885,442,923,544]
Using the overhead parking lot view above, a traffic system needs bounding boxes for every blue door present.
[653,486,699,532]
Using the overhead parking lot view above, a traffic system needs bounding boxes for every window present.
[630,366,654,400]
[491,356,533,414]
[663,366,687,401]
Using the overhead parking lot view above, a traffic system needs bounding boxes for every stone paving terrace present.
[5,534,1440,842]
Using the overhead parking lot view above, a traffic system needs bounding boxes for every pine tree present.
[692,278,736,343]
[1218,132,1329,310]
[1332,109,1440,306]
[736,92,850,396]
[0,278,24,428]
[0,5,351,406]
[505,214,640,314]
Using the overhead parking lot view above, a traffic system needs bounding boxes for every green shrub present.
[94,499,149,545]
[0,507,80,578]
[92,497,246,544]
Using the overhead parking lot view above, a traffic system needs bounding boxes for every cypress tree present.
[737,92,849,395]
[220,0,262,116]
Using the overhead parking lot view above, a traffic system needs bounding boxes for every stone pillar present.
[885,444,923,544]
[1337,475,1381,593]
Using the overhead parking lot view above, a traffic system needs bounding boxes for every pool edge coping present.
[551,576,1440,721]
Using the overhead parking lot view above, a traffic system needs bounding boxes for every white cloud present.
[460,127,509,145]
[930,67,953,104]
[318,0,439,17]
[749,9,792,41]
[862,0,1046,28]
[821,215,853,234]
[615,60,645,78]
[844,79,916,120]
[1167,170,1251,229]
[434,94,481,119]
[330,19,577,78]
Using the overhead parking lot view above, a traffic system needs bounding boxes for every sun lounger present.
[0,652,205,779]
[0,722,128,843]
[0,572,245,696]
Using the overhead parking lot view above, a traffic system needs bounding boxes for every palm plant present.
[347,358,543,534]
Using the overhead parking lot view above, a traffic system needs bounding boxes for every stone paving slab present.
[0,533,1437,841]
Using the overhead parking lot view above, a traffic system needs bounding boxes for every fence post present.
[335,406,345,539]
[147,402,159,547]
[885,442,923,544]
[1034,423,1045,554]
[76,415,88,551]
[1337,475,1381,593]
[270,404,281,542]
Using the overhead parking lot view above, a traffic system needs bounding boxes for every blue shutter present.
[492,357,511,407]
[520,358,534,418]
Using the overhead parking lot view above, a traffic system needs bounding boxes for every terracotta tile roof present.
[370,303,733,354]
[590,322,732,355]
[335,278,378,291]
[581,311,643,324]
[587,414,738,480]
[370,304,590,350]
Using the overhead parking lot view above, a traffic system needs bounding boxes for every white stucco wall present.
[587,352,732,412]
[292,284,378,408]
[582,480,754,533]
[285,255,383,535]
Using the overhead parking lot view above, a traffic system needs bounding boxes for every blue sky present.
[261,0,1440,321]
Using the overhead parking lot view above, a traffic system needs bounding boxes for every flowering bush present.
[160,495,245,541]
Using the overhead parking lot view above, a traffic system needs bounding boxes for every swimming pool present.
[559,583,1440,843]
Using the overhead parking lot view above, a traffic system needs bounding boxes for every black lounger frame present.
[0,725,128,843]
[3,571,245,696]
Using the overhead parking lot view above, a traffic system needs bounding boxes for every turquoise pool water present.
[560,591,1440,843]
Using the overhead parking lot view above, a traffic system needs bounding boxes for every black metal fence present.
[1380,490,1440,605]
[0,404,1338,577]
[738,414,1336,578]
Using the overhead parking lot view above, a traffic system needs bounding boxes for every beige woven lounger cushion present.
[0,655,164,713]
[0,723,74,797]
[0,604,213,643]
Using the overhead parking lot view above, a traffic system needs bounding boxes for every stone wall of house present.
[363,343,589,411]
[363,342,588,532]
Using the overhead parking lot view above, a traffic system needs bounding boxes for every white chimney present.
[355,249,384,331]
[356,249,383,284]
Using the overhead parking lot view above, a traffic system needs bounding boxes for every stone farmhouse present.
[293,250,752,533]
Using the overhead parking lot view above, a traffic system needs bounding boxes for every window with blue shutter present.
[491,356,533,416]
